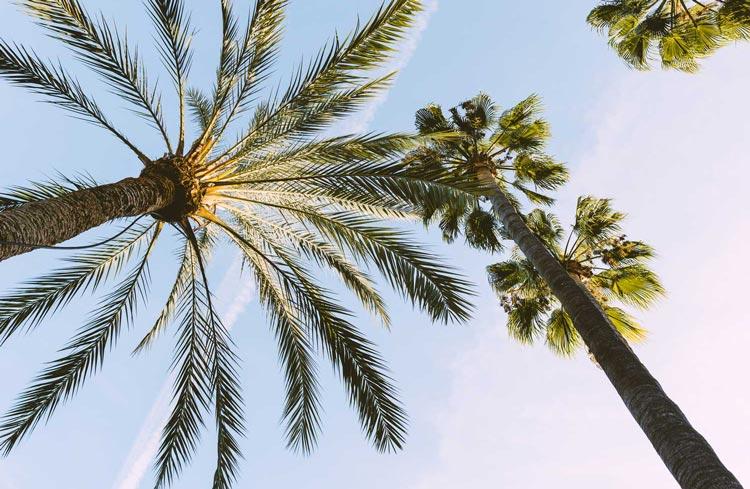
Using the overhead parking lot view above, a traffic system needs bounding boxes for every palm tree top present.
[588,0,750,71]
[0,1,476,487]
[488,196,665,356]
[407,93,568,253]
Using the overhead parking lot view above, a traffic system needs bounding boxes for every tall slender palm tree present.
[411,93,743,489]
[0,1,475,487]
[588,0,750,71]
[489,197,664,356]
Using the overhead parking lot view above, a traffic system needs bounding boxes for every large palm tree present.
[411,93,743,489]
[588,0,750,71]
[489,197,664,356]
[0,1,475,487]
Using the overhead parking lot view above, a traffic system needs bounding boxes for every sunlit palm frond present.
[216,0,287,137]
[545,308,579,357]
[593,264,665,308]
[588,0,750,71]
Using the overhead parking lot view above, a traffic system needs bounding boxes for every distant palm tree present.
[489,197,664,356]
[0,1,474,487]
[588,0,750,71]
[411,93,743,489]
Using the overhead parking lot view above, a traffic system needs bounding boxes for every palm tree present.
[588,0,750,71]
[0,1,475,487]
[411,93,743,489]
[489,197,664,357]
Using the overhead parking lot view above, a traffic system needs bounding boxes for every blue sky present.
[0,1,748,488]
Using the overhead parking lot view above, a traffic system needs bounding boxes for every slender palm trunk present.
[0,174,174,262]
[477,167,742,489]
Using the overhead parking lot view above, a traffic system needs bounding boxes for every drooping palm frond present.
[0,1,478,486]
[488,196,663,356]
[0,223,161,453]
[0,221,155,345]
[588,0,750,71]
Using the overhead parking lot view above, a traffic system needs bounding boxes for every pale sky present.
[0,1,748,488]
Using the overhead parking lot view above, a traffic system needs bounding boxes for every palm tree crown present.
[410,93,569,251]
[588,0,750,71]
[488,197,665,356]
[0,0,474,487]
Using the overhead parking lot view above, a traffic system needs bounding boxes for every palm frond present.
[0,223,162,453]
[146,0,194,154]
[154,252,212,488]
[21,0,172,151]
[0,221,155,345]
[545,308,580,357]
[238,238,321,454]
[0,41,146,160]
[216,0,287,137]
[133,225,216,354]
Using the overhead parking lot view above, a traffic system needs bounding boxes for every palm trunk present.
[0,174,174,262]
[477,167,742,489]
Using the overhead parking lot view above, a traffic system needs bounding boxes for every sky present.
[0,1,748,488]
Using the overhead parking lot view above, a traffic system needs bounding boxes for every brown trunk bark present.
[477,167,742,489]
[0,174,174,262]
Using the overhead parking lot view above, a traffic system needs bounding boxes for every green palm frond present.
[154,252,212,488]
[490,195,662,356]
[0,223,161,453]
[545,308,579,357]
[133,226,217,354]
[594,264,665,308]
[215,0,287,138]
[605,306,647,342]
[21,0,172,150]
[588,0,750,71]
[209,210,406,452]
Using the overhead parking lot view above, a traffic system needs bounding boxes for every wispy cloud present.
[111,256,255,489]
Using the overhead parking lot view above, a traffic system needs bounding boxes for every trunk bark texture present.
[0,174,174,262]
[477,167,742,489]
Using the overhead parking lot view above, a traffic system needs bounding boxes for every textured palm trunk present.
[477,167,742,489]
[0,174,174,262]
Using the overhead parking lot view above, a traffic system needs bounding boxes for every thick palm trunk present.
[477,167,742,489]
[0,174,174,262]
